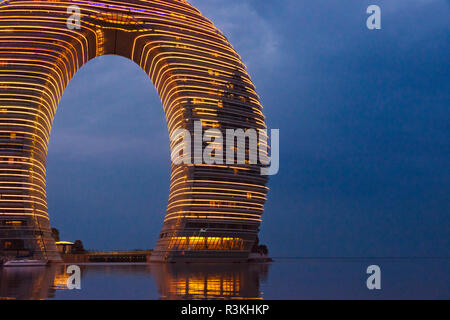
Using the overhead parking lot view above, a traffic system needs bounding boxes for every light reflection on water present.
[0,259,448,300]
[0,263,269,300]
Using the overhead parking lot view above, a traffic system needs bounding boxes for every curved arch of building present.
[0,0,268,262]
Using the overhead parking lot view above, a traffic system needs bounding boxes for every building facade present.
[0,0,268,262]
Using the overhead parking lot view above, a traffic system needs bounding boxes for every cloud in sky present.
[376,0,446,13]
[50,55,169,162]
[49,130,168,161]
[190,0,281,71]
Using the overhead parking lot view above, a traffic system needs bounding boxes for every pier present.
[61,251,153,263]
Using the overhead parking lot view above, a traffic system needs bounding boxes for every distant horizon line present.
[271,256,450,260]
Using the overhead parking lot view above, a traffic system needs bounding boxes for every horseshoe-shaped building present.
[0,0,268,262]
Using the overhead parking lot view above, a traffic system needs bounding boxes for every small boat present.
[3,259,48,267]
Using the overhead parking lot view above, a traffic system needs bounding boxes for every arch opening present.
[47,54,168,252]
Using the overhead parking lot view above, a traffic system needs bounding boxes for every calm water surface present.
[0,258,448,299]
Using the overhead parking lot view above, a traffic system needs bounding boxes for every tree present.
[251,237,260,253]
[251,237,269,256]
[258,245,269,256]
[71,240,86,254]
[51,228,60,242]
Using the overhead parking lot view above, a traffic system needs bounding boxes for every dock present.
[61,250,153,263]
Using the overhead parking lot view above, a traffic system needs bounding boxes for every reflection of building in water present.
[0,264,71,299]
[0,263,270,300]
[0,265,55,299]
[52,267,72,290]
[152,263,269,300]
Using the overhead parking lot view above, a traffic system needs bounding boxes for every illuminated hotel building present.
[0,0,268,262]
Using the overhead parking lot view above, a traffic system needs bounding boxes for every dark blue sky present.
[47,0,449,257]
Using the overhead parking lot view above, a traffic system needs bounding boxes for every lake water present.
[0,258,448,300]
